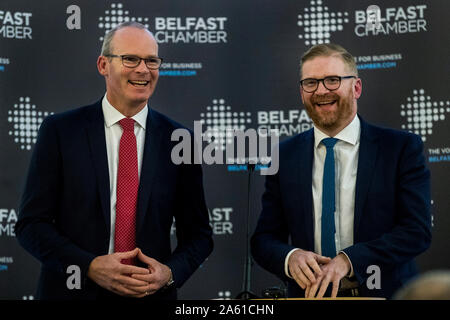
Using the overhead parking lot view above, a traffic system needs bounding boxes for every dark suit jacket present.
[16,99,213,300]
[251,116,432,299]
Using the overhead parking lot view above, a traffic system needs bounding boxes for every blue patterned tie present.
[321,137,338,258]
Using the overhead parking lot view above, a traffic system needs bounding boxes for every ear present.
[353,78,362,99]
[97,55,108,76]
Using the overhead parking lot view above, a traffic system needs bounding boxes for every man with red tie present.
[16,22,213,300]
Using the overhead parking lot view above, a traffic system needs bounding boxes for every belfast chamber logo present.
[296,3,429,74]
[98,3,228,44]
[171,207,234,236]
[400,89,450,163]
[200,99,251,151]
[256,109,313,137]
[400,89,450,142]
[195,98,279,174]
[97,3,225,77]
[194,99,312,173]
[0,9,32,39]
[297,0,350,46]
[154,16,227,44]
[0,208,17,237]
[297,2,428,45]
[355,4,427,37]
[198,99,313,142]
[7,96,53,151]
[208,207,233,235]
[97,3,149,41]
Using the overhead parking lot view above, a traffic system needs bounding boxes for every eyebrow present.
[121,54,159,58]
[302,75,340,79]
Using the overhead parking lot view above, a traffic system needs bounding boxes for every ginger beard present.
[303,84,355,131]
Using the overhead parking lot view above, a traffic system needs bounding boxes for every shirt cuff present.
[339,251,354,278]
[284,248,301,278]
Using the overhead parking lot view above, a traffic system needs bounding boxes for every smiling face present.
[300,55,362,136]
[97,27,159,116]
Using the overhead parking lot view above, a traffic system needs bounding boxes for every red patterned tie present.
[115,118,139,265]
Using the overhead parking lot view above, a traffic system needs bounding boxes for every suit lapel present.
[354,116,379,240]
[296,129,315,251]
[85,101,111,233]
[136,108,164,235]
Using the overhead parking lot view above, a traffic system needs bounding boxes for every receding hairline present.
[300,43,358,78]
[113,25,155,38]
[101,22,157,56]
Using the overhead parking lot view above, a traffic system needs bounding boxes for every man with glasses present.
[16,22,213,300]
[251,43,431,299]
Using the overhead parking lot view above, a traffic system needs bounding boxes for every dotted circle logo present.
[200,99,252,151]
[98,3,150,41]
[218,291,231,300]
[297,0,349,46]
[7,97,53,151]
[400,89,450,142]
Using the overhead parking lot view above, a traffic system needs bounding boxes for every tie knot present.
[119,118,135,132]
[321,137,338,149]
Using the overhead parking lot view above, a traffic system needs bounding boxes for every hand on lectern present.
[305,253,351,298]
[288,249,331,289]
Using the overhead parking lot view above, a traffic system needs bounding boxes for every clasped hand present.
[87,248,171,298]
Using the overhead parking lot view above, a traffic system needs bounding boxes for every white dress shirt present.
[285,115,361,278]
[101,94,148,254]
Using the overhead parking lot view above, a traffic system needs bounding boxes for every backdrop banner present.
[1,0,449,299]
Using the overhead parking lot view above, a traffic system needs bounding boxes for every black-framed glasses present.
[300,75,356,93]
[105,54,163,69]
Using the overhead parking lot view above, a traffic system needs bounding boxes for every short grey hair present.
[100,21,152,56]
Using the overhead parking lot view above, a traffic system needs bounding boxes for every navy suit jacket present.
[16,99,213,300]
[251,116,432,299]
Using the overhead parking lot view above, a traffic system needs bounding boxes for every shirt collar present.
[314,114,361,148]
[101,94,148,130]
